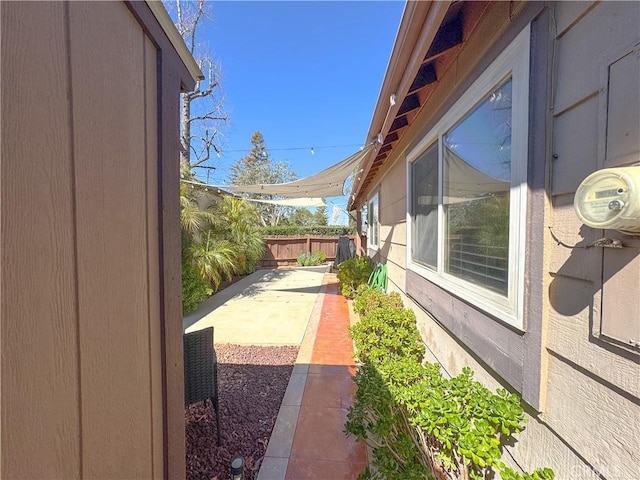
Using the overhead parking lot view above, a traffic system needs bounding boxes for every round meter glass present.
[574,172,630,227]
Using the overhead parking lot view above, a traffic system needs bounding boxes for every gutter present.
[349,0,450,210]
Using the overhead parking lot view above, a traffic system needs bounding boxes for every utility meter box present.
[574,165,640,234]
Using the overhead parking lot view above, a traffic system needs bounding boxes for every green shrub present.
[346,288,554,480]
[261,225,355,236]
[337,256,374,298]
[353,285,404,316]
[350,307,424,365]
[296,251,327,266]
[182,261,213,314]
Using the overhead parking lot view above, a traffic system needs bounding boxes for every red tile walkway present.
[284,281,367,479]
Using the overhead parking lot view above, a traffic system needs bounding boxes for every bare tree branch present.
[167,0,228,172]
[185,85,218,101]
[188,113,228,123]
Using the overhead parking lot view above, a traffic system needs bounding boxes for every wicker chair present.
[184,326,221,445]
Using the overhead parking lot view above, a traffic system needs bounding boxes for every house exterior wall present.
[543,2,640,478]
[1,2,194,477]
[362,2,639,478]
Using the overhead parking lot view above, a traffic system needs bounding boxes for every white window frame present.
[406,24,530,329]
[367,192,380,250]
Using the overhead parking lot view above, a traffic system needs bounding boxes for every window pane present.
[361,204,368,236]
[442,79,512,295]
[372,196,378,246]
[411,143,439,268]
[368,195,379,247]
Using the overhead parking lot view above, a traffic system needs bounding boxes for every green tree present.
[286,207,316,226]
[285,206,329,226]
[314,206,328,226]
[227,131,297,226]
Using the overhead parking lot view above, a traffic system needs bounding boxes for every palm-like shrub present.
[180,183,236,312]
[211,197,265,274]
[183,235,236,291]
[180,186,266,313]
[180,183,215,243]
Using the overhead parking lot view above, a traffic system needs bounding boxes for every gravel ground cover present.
[186,344,299,480]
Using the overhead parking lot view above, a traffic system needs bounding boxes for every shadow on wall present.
[548,224,639,359]
[375,223,396,266]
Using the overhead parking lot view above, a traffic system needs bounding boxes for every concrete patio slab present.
[184,266,328,345]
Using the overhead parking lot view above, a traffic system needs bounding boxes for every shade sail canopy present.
[217,142,376,199]
[243,197,327,207]
[443,147,510,203]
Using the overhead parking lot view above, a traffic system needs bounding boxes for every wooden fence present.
[259,235,354,267]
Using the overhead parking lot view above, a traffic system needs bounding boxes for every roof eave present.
[145,0,205,84]
[349,0,451,209]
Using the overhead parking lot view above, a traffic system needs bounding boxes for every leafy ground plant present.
[353,285,404,317]
[336,256,374,297]
[297,251,326,267]
[182,261,213,314]
[346,288,554,480]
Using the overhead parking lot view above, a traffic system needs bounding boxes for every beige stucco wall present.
[365,1,640,478]
[1,2,184,477]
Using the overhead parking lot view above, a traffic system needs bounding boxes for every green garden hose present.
[368,263,388,292]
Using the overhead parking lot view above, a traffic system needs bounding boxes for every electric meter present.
[574,165,640,234]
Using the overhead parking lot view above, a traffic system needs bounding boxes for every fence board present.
[259,235,353,267]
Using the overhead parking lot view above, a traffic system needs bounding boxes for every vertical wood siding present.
[1,3,81,477]
[69,3,153,476]
[144,34,165,478]
[1,2,189,477]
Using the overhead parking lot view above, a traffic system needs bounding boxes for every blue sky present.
[192,1,405,202]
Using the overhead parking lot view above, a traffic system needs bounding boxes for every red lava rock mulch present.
[186,344,299,480]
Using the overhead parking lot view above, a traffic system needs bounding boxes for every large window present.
[407,25,530,328]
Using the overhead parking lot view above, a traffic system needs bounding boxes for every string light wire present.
[218,143,363,155]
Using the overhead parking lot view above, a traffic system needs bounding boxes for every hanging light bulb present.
[311,147,315,155]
